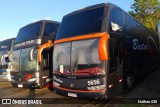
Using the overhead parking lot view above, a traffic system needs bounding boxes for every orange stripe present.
[45,83,53,88]
[53,85,106,93]
[54,32,106,44]
[37,40,52,62]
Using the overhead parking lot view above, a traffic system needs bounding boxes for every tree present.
[129,0,160,32]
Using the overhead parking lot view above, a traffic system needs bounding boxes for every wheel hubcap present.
[127,76,132,88]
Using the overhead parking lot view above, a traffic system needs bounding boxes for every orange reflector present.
[98,33,109,60]
[38,40,52,62]
[45,83,53,88]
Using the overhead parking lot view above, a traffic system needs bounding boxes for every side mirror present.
[29,47,36,61]
[98,33,109,61]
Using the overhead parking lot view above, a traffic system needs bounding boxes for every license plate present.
[18,84,23,88]
[68,93,77,97]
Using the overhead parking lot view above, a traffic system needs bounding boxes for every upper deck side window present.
[43,22,59,37]
[56,7,104,40]
[109,7,124,33]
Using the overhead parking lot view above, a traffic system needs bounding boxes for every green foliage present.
[129,0,160,32]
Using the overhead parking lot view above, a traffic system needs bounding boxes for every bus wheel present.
[125,75,134,92]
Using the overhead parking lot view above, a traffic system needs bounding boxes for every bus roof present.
[64,3,123,18]
[0,38,15,43]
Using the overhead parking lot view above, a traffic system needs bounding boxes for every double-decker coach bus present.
[0,38,15,81]
[10,20,59,88]
[52,3,159,98]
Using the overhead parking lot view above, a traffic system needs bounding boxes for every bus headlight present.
[87,85,106,90]
[28,78,38,82]
[53,81,60,86]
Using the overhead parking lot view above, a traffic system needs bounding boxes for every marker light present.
[87,85,106,90]
[28,78,38,82]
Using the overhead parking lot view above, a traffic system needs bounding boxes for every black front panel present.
[53,76,106,90]
[11,71,36,82]
[11,70,40,88]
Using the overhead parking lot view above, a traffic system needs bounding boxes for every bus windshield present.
[15,22,42,43]
[56,7,104,40]
[0,39,12,52]
[53,38,105,77]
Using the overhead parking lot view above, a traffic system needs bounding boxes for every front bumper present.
[11,81,40,89]
[0,69,11,82]
[53,85,106,99]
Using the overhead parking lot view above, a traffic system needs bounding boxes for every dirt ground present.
[0,65,160,107]
[125,65,160,98]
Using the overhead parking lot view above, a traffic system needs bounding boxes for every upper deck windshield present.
[56,6,105,40]
[15,22,42,43]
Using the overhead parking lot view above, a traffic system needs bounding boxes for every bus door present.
[40,50,52,88]
[107,36,124,98]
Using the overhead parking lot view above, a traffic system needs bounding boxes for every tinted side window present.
[43,23,59,37]
[109,8,124,33]
[125,14,137,35]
